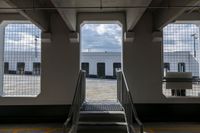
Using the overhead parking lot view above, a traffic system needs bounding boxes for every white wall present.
[81,52,121,76]
[4,51,41,72]
[164,51,200,77]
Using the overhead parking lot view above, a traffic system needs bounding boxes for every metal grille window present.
[162,23,200,97]
[1,22,41,97]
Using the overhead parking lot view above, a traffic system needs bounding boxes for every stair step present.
[79,111,125,122]
[78,121,127,126]
[80,111,125,114]
[77,125,127,133]
[81,103,123,111]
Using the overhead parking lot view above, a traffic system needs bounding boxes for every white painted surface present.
[81,52,121,76]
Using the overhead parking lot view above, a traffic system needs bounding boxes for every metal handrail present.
[63,70,86,133]
[117,70,143,133]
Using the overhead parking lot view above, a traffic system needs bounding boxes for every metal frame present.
[63,70,86,133]
[117,70,143,133]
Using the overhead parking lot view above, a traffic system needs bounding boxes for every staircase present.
[77,103,128,133]
[63,70,143,133]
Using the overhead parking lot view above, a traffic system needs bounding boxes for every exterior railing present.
[63,70,86,133]
[117,70,143,133]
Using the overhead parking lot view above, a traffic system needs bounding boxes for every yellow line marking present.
[0,128,63,133]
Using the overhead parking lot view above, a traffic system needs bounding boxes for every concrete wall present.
[0,13,79,105]
[1,11,200,105]
[124,11,200,103]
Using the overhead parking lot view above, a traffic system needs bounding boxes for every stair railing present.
[63,70,86,133]
[117,70,143,133]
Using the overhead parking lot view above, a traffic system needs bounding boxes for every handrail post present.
[117,70,144,133]
[63,70,87,133]
[117,70,122,103]
[81,70,86,103]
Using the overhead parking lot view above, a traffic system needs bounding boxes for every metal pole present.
[191,34,197,58]
[35,35,38,58]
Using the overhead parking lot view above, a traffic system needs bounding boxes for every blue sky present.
[4,23,41,52]
[81,24,122,52]
[4,23,200,53]
[163,24,199,53]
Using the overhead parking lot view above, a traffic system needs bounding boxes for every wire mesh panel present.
[2,22,41,97]
[163,23,200,97]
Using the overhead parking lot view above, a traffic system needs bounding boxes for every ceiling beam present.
[154,0,200,30]
[51,0,76,31]
[176,11,200,21]
[126,0,152,31]
[4,0,50,31]
[0,13,26,21]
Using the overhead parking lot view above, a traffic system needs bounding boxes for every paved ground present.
[2,75,40,97]
[2,75,200,98]
[86,78,117,102]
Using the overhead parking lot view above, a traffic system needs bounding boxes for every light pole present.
[35,35,39,58]
[191,33,198,58]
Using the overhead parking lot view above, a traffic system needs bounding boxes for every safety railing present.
[117,70,143,133]
[63,70,86,133]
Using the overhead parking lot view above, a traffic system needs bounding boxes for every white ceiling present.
[51,0,153,31]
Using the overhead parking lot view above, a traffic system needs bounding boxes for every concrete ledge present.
[1,104,200,123]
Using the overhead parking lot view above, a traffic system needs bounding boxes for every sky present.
[4,23,41,52]
[163,23,200,53]
[3,23,200,53]
[81,24,122,52]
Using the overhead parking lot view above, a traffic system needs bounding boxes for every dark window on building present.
[17,62,25,75]
[163,63,170,77]
[33,63,41,75]
[81,62,89,77]
[4,62,9,74]
[164,63,170,71]
[113,63,121,78]
[97,63,105,78]
[178,63,185,72]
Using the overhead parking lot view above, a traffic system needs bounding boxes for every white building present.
[3,51,200,78]
[4,51,41,75]
[81,52,122,78]
[164,51,200,77]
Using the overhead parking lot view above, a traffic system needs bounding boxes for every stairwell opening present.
[80,21,123,103]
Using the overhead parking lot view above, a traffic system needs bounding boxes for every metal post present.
[35,35,39,58]
[117,71,122,103]
[191,33,197,58]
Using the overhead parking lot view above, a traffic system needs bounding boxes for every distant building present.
[3,51,200,79]
[81,52,122,78]
[163,51,200,78]
[4,51,41,75]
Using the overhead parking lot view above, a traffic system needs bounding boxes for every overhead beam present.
[0,13,26,22]
[126,0,152,31]
[154,0,200,30]
[4,0,50,31]
[51,0,76,31]
[176,11,200,21]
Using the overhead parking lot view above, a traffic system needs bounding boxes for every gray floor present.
[86,78,117,102]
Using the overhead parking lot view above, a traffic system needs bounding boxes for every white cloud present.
[163,23,199,53]
[81,24,122,52]
[5,28,41,51]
